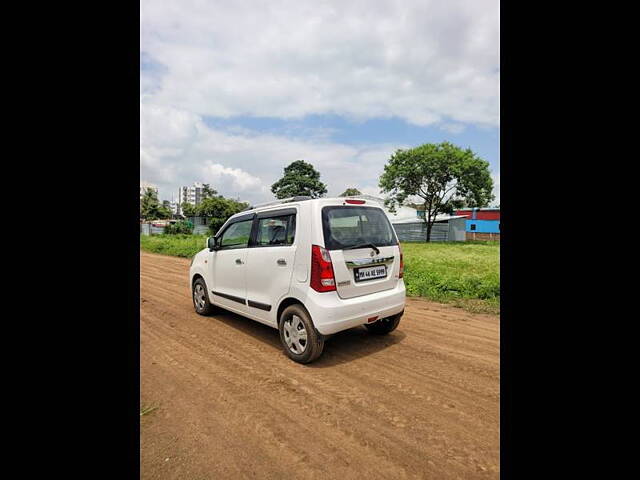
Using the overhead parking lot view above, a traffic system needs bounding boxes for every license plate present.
[354,265,387,282]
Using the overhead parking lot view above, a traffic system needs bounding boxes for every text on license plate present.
[355,265,387,282]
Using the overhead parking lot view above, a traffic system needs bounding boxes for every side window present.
[219,220,253,249]
[255,215,296,246]
[470,224,476,231]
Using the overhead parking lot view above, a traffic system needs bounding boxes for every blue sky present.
[140,0,500,206]
[205,114,499,172]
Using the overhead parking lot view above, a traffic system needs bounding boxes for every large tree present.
[271,160,327,199]
[379,142,493,242]
[195,195,249,234]
[339,187,362,197]
[140,188,171,220]
[181,202,197,217]
[201,184,218,199]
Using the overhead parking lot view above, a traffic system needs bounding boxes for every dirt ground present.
[140,251,500,479]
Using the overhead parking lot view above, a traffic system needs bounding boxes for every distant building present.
[455,207,500,241]
[169,199,180,216]
[176,182,205,215]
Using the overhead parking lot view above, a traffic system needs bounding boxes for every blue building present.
[454,208,501,238]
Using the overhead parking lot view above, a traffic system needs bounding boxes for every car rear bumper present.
[305,280,406,335]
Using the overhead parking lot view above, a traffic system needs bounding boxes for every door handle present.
[277,258,287,266]
[235,258,244,265]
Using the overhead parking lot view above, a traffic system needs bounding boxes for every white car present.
[189,196,406,363]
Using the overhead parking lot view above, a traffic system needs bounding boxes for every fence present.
[140,223,168,235]
[392,217,467,242]
[392,222,450,242]
[140,217,210,236]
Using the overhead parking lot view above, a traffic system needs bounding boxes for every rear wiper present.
[343,243,380,255]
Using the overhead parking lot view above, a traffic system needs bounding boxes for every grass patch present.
[401,242,499,314]
[140,235,500,314]
[140,405,158,417]
[140,234,208,258]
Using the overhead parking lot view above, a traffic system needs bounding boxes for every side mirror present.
[207,236,217,251]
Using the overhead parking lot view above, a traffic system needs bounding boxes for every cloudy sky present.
[140,0,499,206]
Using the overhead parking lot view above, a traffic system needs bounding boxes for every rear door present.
[321,206,401,299]
[210,214,254,313]
[245,208,297,323]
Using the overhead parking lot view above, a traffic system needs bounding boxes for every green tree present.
[140,188,168,220]
[195,196,249,234]
[160,200,174,218]
[157,205,172,219]
[379,142,493,242]
[181,202,196,217]
[164,220,194,235]
[339,188,362,197]
[271,160,327,199]
[202,184,218,199]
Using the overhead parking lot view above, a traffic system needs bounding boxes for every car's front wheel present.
[192,277,214,315]
[279,304,324,364]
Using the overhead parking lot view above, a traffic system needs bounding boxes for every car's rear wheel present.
[192,278,214,315]
[279,304,324,364]
[364,311,403,335]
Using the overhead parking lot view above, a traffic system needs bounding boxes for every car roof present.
[228,197,383,220]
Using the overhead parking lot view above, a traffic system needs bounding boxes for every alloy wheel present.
[283,315,308,354]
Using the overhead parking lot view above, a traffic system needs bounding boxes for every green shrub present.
[207,218,227,236]
[140,234,206,257]
[164,220,194,235]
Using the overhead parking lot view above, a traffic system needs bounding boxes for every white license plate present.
[354,265,387,282]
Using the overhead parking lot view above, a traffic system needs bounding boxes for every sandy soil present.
[140,251,499,479]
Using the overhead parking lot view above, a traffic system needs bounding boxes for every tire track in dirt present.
[140,251,500,479]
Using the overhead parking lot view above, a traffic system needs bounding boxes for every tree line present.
[270,142,493,241]
[140,184,249,235]
[142,141,494,241]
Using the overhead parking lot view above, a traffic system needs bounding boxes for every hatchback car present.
[189,196,406,363]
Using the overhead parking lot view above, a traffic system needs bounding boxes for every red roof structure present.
[454,208,500,220]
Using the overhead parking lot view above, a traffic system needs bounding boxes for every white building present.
[169,198,180,216]
[176,182,205,215]
[345,194,420,222]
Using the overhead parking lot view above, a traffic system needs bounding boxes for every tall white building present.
[176,182,205,215]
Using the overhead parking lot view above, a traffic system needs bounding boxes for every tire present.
[364,310,403,335]
[192,277,214,315]
[279,304,324,364]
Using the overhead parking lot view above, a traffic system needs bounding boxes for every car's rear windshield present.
[322,206,398,250]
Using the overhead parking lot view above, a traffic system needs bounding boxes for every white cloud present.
[204,163,263,191]
[440,123,466,134]
[359,186,386,197]
[140,1,499,205]
[140,0,499,128]
[140,102,406,204]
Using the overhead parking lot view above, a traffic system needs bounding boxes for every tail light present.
[344,199,365,204]
[310,244,336,292]
[399,245,404,278]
